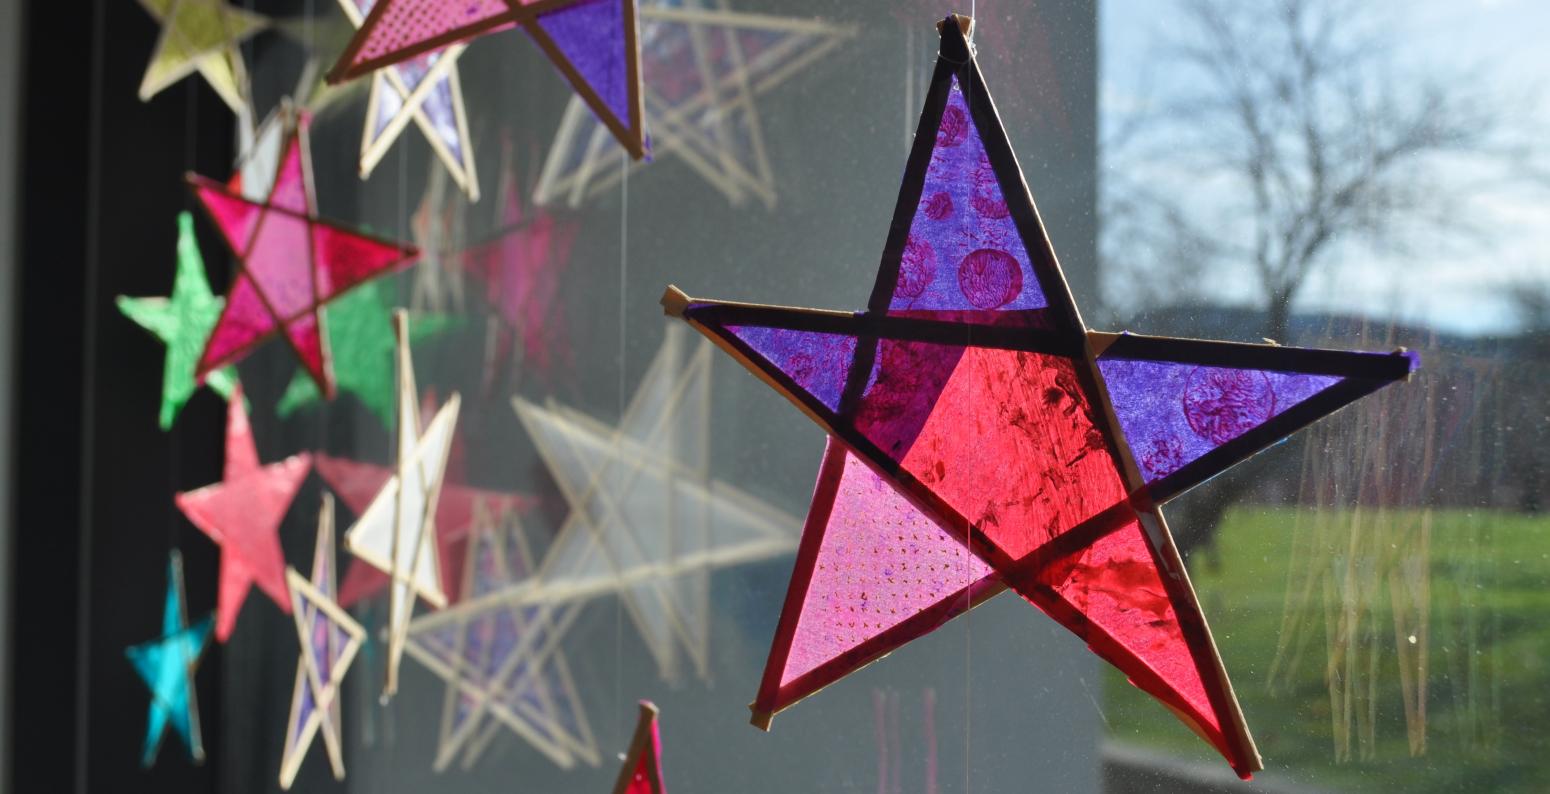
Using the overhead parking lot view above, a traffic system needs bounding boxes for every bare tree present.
[1100,0,1543,561]
[1103,0,1533,340]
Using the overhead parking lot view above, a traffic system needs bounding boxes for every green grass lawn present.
[1102,506,1550,792]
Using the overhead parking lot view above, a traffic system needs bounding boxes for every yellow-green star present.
[276,281,459,428]
[118,212,241,430]
[137,0,268,114]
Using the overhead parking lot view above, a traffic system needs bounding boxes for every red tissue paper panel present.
[187,108,417,398]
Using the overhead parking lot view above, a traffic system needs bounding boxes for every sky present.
[1100,0,1550,336]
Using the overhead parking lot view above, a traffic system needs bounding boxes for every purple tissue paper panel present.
[535,0,630,126]
[886,76,1046,315]
[1098,358,1342,482]
[724,325,858,413]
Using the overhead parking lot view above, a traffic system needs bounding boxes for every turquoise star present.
[117,212,240,430]
[275,280,458,427]
[125,551,214,767]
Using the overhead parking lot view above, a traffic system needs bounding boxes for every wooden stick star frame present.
[535,1,854,208]
[329,0,647,161]
[656,14,1418,778]
[343,310,460,699]
[501,323,799,680]
[610,701,666,794]
[333,0,480,200]
[401,501,602,771]
[280,494,367,789]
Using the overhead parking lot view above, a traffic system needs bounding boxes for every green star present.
[118,212,241,430]
[276,281,459,427]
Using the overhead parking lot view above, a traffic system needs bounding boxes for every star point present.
[610,701,666,794]
[663,16,1418,778]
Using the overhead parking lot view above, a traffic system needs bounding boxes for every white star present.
[510,322,799,680]
[343,310,460,699]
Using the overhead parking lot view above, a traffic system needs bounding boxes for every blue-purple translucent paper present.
[372,51,464,163]
[418,528,572,743]
[887,76,1047,315]
[535,0,631,126]
[725,325,857,412]
[292,529,346,747]
[1098,358,1342,481]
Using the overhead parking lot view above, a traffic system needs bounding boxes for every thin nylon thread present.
[615,151,629,752]
[171,75,197,552]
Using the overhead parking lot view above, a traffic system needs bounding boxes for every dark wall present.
[10,0,234,791]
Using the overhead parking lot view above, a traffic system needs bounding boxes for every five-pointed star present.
[610,701,666,794]
[342,310,461,699]
[459,152,578,382]
[334,0,481,199]
[186,101,420,399]
[136,0,268,113]
[274,281,459,428]
[509,322,798,681]
[662,16,1417,779]
[279,494,367,789]
[176,384,313,641]
[117,211,241,430]
[317,448,534,608]
[126,551,214,767]
[403,507,600,772]
[535,0,854,207]
[327,0,648,160]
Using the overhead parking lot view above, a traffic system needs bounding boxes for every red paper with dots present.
[345,0,517,70]
[777,443,996,689]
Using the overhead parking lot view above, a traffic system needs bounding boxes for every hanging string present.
[614,150,629,754]
[169,59,199,556]
[74,0,108,789]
